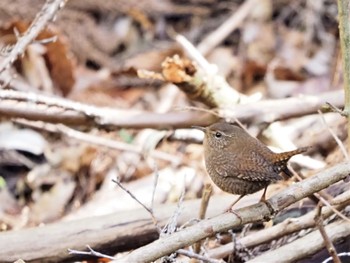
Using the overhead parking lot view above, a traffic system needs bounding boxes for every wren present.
[194,122,309,208]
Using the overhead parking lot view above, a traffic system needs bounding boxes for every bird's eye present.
[215,132,222,138]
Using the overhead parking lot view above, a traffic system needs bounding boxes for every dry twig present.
[318,110,349,160]
[197,0,258,56]
[68,245,115,260]
[15,119,180,164]
[314,205,341,263]
[192,184,213,257]
[0,0,67,74]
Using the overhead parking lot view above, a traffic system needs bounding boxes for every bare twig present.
[314,205,341,263]
[159,184,187,262]
[197,0,259,56]
[323,252,350,263]
[112,178,161,232]
[161,186,185,236]
[198,184,213,221]
[0,0,67,74]
[325,102,348,117]
[316,194,350,222]
[151,164,160,211]
[177,249,222,263]
[15,119,181,164]
[318,110,349,160]
[192,184,213,258]
[68,245,115,260]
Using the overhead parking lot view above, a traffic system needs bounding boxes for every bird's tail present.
[274,146,311,177]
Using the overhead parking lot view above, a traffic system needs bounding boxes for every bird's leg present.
[225,194,245,212]
[258,186,277,216]
[259,187,268,202]
[224,195,245,223]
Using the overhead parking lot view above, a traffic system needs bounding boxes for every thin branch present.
[193,183,213,257]
[197,0,259,56]
[151,164,160,211]
[177,249,222,263]
[314,205,341,263]
[112,178,160,232]
[198,184,213,221]
[325,102,348,117]
[318,110,349,160]
[0,0,67,74]
[161,186,186,236]
[68,245,116,260]
[316,194,350,222]
[15,119,181,164]
[323,252,350,263]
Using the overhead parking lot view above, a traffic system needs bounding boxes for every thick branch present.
[114,162,350,263]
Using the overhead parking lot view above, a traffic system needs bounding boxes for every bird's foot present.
[225,206,243,223]
[259,199,278,219]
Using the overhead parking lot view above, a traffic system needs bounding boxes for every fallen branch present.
[113,162,350,263]
[0,89,344,129]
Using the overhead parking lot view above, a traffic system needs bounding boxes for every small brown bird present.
[194,122,309,208]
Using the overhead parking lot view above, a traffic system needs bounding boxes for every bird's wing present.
[220,151,282,182]
[236,170,282,181]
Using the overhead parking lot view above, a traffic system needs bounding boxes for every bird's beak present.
[192,126,206,132]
